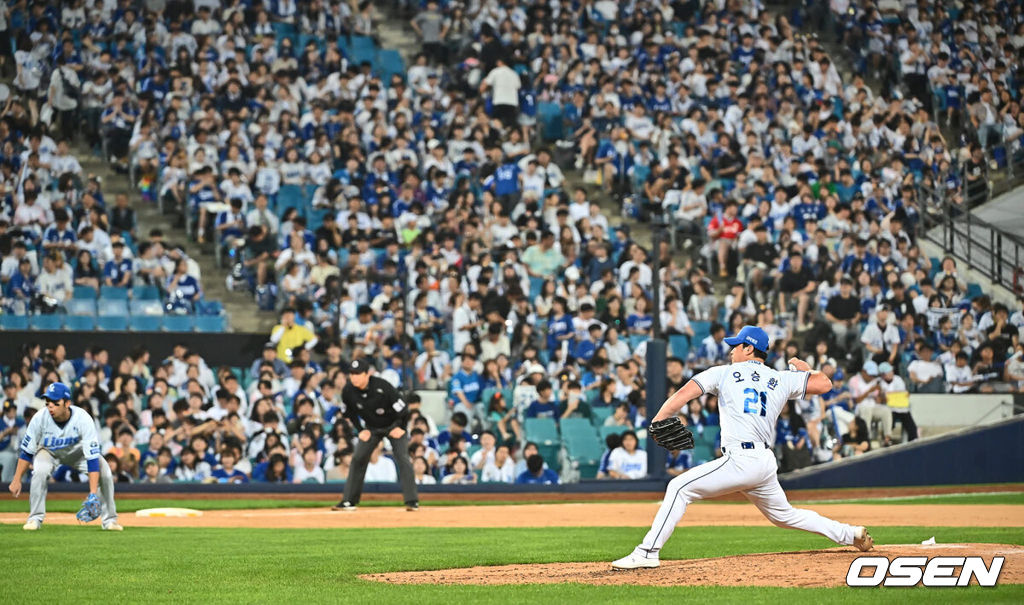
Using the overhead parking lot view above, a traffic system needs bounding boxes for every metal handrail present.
[919,190,1024,294]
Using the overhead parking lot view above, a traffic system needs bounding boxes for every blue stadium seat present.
[350,35,375,52]
[537,102,563,141]
[129,315,162,331]
[99,286,129,300]
[691,320,712,345]
[29,314,64,330]
[0,314,28,330]
[965,283,983,300]
[524,418,559,445]
[277,184,307,216]
[195,315,227,333]
[130,299,164,317]
[97,315,129,331]
[162,315,195,332]
[132,285,161,300]
[196,299,224,316]
[66,299,96,316]
[98,299,129,316]
[599,425,628,442]
[628,334,648,351]
[65,315,96,330]
[73,285,97,299]
[669,334,690,359]
[378,49,405,81]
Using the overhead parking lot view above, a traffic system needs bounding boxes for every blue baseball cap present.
[723,325,770,353]
[42,382,72,402]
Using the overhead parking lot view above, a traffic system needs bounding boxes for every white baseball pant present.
[633,447,858,559]
[29,449,118,526]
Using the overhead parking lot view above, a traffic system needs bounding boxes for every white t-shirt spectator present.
[860,320,901,353]
[944,363,974,394]
[481,458,516,483]
[608,446,647,479]
[292,463,325,484]
[483,65,521,108]
[365,455,398,482]
[907,358,943,385]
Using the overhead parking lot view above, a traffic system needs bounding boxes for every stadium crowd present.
[826,0,1024,157]
[1,0,1023,483]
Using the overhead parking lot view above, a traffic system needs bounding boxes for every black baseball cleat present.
[331,501,357,512]
[405,501,419,511]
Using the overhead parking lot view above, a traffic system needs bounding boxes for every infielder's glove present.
[649,417,695,451]
[76,493,102,523]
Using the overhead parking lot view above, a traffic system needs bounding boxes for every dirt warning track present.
[1,502,1022,529]
[363,543,1024,587]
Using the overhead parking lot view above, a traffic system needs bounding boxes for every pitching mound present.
[362,543,1024,587]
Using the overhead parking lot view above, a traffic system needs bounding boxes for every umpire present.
[332,359,419,512]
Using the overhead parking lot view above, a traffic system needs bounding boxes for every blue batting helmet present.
[43,382,72,402]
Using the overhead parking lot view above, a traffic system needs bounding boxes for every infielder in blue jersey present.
[7,382,121,531]
[613,326,872,569]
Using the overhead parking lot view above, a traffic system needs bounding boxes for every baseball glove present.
[76,493,101,523]
[649,417,695,451]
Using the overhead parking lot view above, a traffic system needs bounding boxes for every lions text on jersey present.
[20,405,102,472]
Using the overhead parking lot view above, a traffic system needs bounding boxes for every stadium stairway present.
[74,144,264,333]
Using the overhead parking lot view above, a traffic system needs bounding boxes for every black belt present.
[724,441,770,452]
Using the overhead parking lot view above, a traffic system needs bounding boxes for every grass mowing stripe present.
[792,492,1024,506]
[0,525,1020,604]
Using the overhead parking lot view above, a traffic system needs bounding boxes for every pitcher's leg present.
[743,476,857,545]
[29,450,57,524]
[635,455,738,558]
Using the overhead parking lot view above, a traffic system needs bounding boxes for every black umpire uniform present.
[336,359,418,509]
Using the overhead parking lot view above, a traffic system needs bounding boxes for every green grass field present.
[1,492,1022,604]
[0,525,1020,604]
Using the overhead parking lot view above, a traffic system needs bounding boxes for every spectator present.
[607,431,647,479]
[515,453,559,485]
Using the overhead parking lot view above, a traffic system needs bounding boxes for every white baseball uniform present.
[632,360,858,559]
[20,406,118,526]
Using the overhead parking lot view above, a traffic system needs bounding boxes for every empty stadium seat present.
[66,299,96,316]
[97,315,129,331]
[65,315,96,330]
[132,285,161,300]
[195,315,227,333]
[524,417,559,445]
[129,315,162,331]
[669,334,690,359]
[559,417,597,444]
[99,286,129,300]
[0,314,28,330]
[599,425,629,442]
[590,406,614,426]
[29,314,64,330]
[162,315,195,332]
[628,334,648,351]
[691,320,712,345]
[73,285,97,299]
[700,425,721,446]
[98,299,129,316]
[130,299,164,316]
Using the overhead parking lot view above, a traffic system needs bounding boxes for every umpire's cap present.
[43,382,72,402]
[345,358,372,375]
[723,325,770,353]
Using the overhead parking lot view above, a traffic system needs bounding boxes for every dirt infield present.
[363,544,1024,587]
[2,502,1023,529]
[44,482,1024,502]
